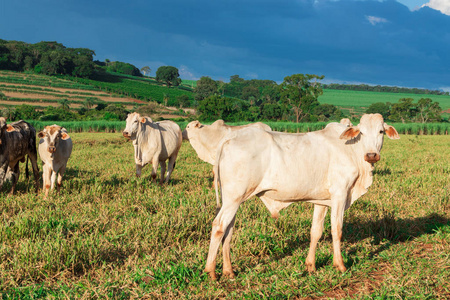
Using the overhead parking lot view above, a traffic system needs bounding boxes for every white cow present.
[123,112,182,184]
[205,113,399,280]
[38,125,72,198]
[182,119,272,165]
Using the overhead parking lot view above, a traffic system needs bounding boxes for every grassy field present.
[319,89,450,115]
[0,132,449,298]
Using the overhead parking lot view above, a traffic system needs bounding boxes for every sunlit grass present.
[0,133,448,298]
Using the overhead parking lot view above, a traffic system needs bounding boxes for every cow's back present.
[217,126,359,202]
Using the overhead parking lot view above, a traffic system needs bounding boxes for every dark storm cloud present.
[1,0,449,89]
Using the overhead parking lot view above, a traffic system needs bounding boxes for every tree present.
[261,103,283,121]
[140,66,151,76]
[194,76,218,101]
[313,104,344,121]
[280,74,324,123]
[176,94,190,108]
[415,98,441,123]
[366,102,391,119]
[84,98,95,109]
[197,95,234,121]
[58,99,70,111]
[156,66,181,87]
[390,98,414,123]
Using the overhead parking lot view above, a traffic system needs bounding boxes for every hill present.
[0,70,194,119]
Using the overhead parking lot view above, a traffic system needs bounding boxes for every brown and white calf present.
[0,118,40,194]
[38,125,73,198]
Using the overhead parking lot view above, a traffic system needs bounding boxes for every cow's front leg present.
[43,164,51,198]
[305,204,328,272]
[0,161,8,191]
[151,157,159,183]
[57,164,66,193]
[135,164,143,178]
[159,161,166,184]
[50,170,57,191]
[330,193,347,272]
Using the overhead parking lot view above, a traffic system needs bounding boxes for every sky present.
[1,0,450,91]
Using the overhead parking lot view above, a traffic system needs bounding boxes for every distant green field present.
[319,89,450,114]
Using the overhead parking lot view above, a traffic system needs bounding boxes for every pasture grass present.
[0,131,449,298]
[320,89,450,112]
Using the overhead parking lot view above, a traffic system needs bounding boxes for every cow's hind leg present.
[29,152,40,193]
[9,163,20,195]
[222,215,237,278]
[305,204,329,272]
[205,201,241,280]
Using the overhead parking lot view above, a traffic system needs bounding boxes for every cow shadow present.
[266,211,449,271]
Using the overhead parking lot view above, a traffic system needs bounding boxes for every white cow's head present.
[38,125,70,153]
[182,120,203,141]
[340,113,399,163]
[123,112,151,139]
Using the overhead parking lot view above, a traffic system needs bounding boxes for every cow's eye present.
[379,130,384,134]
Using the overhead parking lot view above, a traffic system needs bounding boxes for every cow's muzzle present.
[364,152,380,163]
[123,131,131,139]
[48,146,56,153]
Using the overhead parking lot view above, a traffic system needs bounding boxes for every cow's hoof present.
[305,263,316,273]
[333,263,347,272]
[223,270,235,279]
[207,271,218,281]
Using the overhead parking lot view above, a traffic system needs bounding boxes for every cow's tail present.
[26,155,30,179]
[213,140,228,215]
[213,132,237,215]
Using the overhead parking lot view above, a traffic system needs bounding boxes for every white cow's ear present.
[61,132,70,140]
[384,123,400,140]
[38,131,46,138]
[140,117,147,123]
[340,126,360,140]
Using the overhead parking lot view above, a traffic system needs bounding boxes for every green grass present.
[0,133,449,298]
[319,89,450,114]
[70,72,195,105]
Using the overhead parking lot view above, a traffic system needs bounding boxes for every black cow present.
[0,118,39,194]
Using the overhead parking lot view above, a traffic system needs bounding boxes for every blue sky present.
[1,0,450,91]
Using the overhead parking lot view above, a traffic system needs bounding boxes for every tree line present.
[323,83,449,96]
[0,40,96,78]
[193,74,344,123]
[366,98,442,123]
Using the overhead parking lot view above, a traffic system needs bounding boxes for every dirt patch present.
[3,91,61,100]
[0,101,59,107]
[0,81,109,96]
